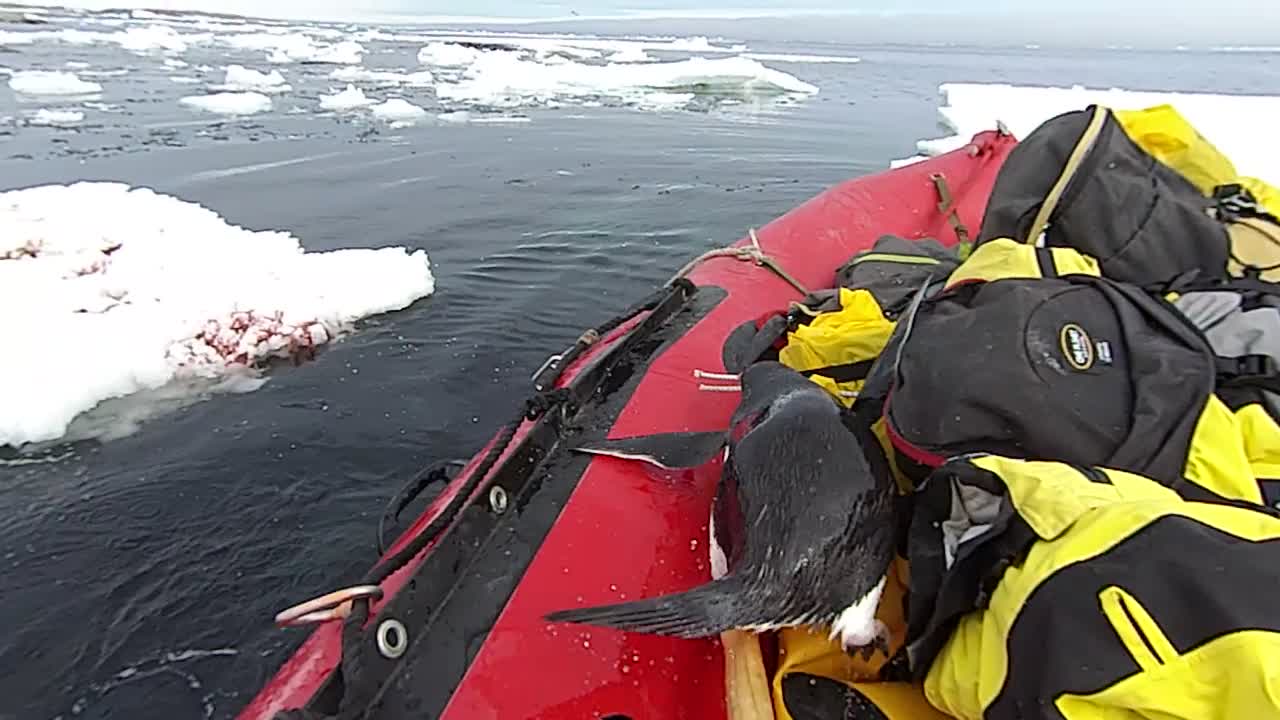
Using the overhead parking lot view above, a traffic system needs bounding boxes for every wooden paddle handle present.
[721,629,775,720]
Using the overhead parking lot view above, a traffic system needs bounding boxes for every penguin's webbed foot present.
[842,619,891,661]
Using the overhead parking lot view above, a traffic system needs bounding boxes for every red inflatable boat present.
[240,129,1019,720]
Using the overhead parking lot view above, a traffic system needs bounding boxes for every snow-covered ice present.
[179,91,273,115]
[416,42,489,67]
[28,108,84,126]
[218,65,291,93]
[319,84,374,110]
[329,66,433,87]
[902,83,1280,184]
[8,70,102,96]
[433,54,818,110]
[0,182,435,447]
[371,98,427,124]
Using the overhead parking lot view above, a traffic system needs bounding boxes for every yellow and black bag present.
[904,454,1280,720]
[977,104,1280,286]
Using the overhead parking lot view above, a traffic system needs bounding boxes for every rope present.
[669,228,809,297]
[931,173,971,246]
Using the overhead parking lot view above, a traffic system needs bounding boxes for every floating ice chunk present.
[906,83,1280,184]
[29,108,84,126]
[417,41,486,67]
[179,91,272,116]
[170,76,201,84]
[117,25,190,53]
[740,52,861,64]
[0,181,435,448]
[435,54,817,110]
[220,64,291,93]
[228,33,363,65]
[165,58,190,69]
[329,66,433,87]
[371,98,427,124]
[65,61,91,70]
[609,47,655,63]
[319,84,374,110]
[8,70,102,96]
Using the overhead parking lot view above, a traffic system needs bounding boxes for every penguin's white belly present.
[830,575,887,648]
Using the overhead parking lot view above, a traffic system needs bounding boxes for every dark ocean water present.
[2,9,1279,719]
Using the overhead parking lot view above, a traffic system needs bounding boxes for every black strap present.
[1035,247,1059,278]
[800,359,875,384]
[1216,354,1280,395]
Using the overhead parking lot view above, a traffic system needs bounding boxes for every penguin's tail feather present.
[544,577,758,638]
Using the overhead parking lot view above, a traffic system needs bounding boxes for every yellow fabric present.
[1114,105,1239,196]
[1236,403,1280,482]
[1239,176,1280,219]
[1226,217,1280,282]
[923,456,1280,720]
[1055,630,1280,720]
[771,558,949,720]
[945,238,1100,289]
[1113,103,1280,219]
[1183,395,1264,504]
[777,288,895,408]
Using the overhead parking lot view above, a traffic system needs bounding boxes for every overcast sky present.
[21,0,1280,45]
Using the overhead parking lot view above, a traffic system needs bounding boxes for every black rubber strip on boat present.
[296,284,726,720]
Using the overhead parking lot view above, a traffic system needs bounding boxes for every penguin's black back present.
[726,365,895,626]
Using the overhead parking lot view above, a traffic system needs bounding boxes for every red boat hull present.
[240,130,1018,720]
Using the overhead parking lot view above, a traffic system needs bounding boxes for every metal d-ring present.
[376,618,409,659]
[488,485,508,515]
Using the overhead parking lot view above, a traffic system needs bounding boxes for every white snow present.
[117,25,191,52]
[371,98,427,124]
[329,66,433,87]
[416,42,487,67]
[318,84,374,111]
[219,64,291,93]
[179,91,272,115]
[434,54,817,110]
[905,83,1280,185]
[741,52,861,64]
[0,182,435,448]
[608,46,655,63]
[8,70,102,96]
[227,33,363,65]
[28,108,84,126]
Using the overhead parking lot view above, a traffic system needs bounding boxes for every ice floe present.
[741,52,861,64]
[318,84,374,110]
[0,182,434,448]
[371,98,427,125]
[433,54,818,110]
[218,64,291,93]
[416,41,490,68]
[28,108,84,126]
[179,91,272,115]
[329,66,433,87]
[904,83,1280,184]
[8,70,102,96]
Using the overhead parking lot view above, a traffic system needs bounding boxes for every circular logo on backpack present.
[1060,323,1095,371]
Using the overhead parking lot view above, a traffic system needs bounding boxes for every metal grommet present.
[489,485,508,515]
[376,619,408,660]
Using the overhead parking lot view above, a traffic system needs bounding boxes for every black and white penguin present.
[545,361,897,656]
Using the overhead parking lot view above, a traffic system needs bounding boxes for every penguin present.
[545,361,897,657]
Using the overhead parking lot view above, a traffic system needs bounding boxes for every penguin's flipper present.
[545,577,756,639]
[573,431,727,470]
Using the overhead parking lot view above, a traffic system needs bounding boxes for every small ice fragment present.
[28,108,83,126]
[8,70,101,96]
[371,98,427,124]
[179,91,273,116]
